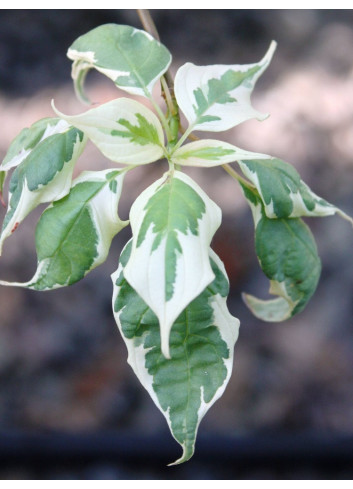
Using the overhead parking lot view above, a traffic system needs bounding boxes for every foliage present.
[0,21,351,465]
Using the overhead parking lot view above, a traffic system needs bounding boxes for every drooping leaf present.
[67,23,172,102]
[0,125,86,254]
[124,170,222,358]
[171,139,268,167]
[174,41,276,132]
[240,184,321,321]
[53,98,165,165]
[0,169,127,290]
[112,241,239,464]
[238,157,353,223]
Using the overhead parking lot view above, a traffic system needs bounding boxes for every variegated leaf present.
[67,23,172,101]
[0,169,127,290]
[2,118,70,171]
[174,41,276,132]
[240,184,321,321]
[171,139,269,167]
[112,241,239,464]
[238,157,353,223]
[0,125,86,254]
[0,118,70,194]
[124,170,222,359]
[53,98,165,165]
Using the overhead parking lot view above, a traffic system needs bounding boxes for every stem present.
[137,9,180,146]
[222,164,255,189]
[137,9,160,41]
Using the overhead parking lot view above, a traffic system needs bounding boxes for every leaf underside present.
[241,184,321,321]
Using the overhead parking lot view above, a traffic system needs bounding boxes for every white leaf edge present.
[112,246,240,465]
[2,120,70,172]
[123,170,222,359]
[171,139,269,167]
[0,169,127,289]
[0,131,86,255]
[238,159,353,224]
[52,98,165,165]
[174,41,277,132]
[67,26,172,99]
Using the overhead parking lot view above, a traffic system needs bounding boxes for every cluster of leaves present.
[0,23,351,465]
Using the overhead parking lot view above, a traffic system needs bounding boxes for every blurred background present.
[1,9,353,480]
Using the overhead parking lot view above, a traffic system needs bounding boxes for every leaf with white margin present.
[67,23,172,102]
[0,118,70,195]
[170,139,269,167]
[0,125,86,254]
[53,98,165,165]
[240,183,321,321]
[174,41,276,133]
[124,170,222,359]
[238,157,353,223]
[112,240,239,465]
[0,169,127,290]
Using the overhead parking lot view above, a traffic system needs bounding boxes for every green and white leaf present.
[1,118,70,171]
[241,184,321,321]
[124,170,222,359]
[0,169,127,290]
[0,118,70,193]
[67,23,172,101]
[53,98,165,165]
[171,139,269,167]
[0,125,86,254]
[174,41,276,133]
[112,241,239,465]
[238,157,353,223]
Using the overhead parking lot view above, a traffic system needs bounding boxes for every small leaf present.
[2,118,69,171]
[240,184,321,321]
[112,241,239,464]
[124,170,222,359]
[171,139,269,167]
[53,98,165,165]
[67,23,172,101]
[238,157,353,223]
[174,41,276,132]
[0,118,70,196]
[0,125,86,254]
[0,169,127,290]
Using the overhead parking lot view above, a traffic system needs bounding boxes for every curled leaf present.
[67,23,172,102]
[0,169,127,290]
[241,184,321,321]
[238,157,353,224]
[0,124,86,254]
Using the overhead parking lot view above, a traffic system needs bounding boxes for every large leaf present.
[238,157,353,222]
[124,170,222,358]
[241,184,321,321]
[67,23,172,101]
[112,241,239,465]
[53,98,165,165]
[0,124,86,254]
[174,41,276,132]
[0,169,127,290]
[171,139,269,167]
